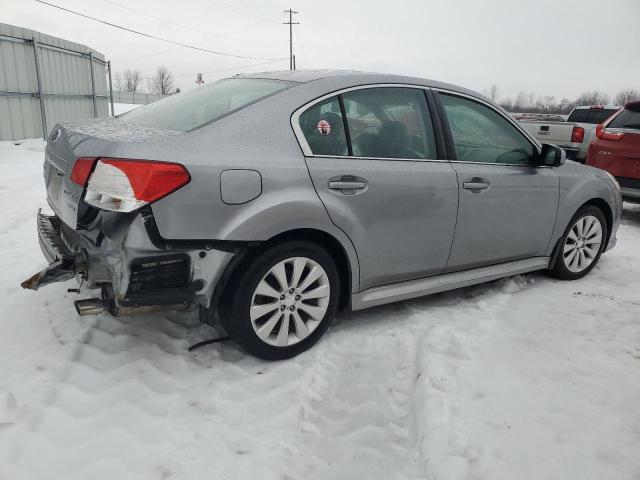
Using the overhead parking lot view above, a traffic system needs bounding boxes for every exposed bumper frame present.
[21,210,86,290]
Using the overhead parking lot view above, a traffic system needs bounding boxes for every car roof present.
[240,69,482,98]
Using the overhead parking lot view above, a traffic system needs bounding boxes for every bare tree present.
[501,92,577,115]
[123,69,142,93]
[614,88,640,106]
[113,72,123,92]
[151,66,175,95]
[575,90,610,106]
[483,84,499,102]
[558,97,577,114]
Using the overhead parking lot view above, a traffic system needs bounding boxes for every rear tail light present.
[595,124,625,141]
[84,158,190,213]
[70,157,97,186]
[571,126,585,143]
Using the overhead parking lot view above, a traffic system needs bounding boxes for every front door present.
[436,92,560,271]
[297,87,459,290]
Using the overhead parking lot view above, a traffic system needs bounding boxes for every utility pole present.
[283,9,299,70]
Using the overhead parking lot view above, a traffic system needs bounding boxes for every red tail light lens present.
[571,126,585,143]
[70,157,97,186]
[595,124,625,141]
[84,158,190,212]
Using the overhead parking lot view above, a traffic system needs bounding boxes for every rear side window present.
[567,109,587,123]
[120,78,292,131]
[440,93,536,165]
[298,97,348,156]
[342,88,436,159]
[298,87,437,159]
[607,104,640,130]
[568,108,619,124]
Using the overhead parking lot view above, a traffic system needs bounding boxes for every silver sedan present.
[23,70,622,359]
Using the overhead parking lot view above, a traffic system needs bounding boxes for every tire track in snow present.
[280,311,426,480]
[8,306,197,480]
[403,274,537,480]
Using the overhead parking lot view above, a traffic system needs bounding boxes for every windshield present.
[120,78,293,131]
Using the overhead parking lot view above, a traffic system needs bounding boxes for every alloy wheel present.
[563,215,603,273]
[250,257,330,347]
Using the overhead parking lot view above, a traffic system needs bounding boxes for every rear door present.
[435,91,560,271]
[296,86,459,291]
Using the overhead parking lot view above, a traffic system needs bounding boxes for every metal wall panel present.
[111,91,167,105]
[0,23,111,141]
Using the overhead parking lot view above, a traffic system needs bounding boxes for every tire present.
[220,241,340,360]
[550,205,608,280]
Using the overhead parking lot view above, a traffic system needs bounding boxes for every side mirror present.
[539,144,566,167]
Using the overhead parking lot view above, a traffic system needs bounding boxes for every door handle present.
[328,180,368,190]
[463,178,490,191]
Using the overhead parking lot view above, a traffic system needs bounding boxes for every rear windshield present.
[567,108,619,124]
[119,78,293,131]
[608,104,640,130]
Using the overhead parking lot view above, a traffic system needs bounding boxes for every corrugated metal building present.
[0,23,110,141]
[112,91,166,105]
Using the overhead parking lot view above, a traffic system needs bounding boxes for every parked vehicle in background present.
[587,102,640,203]
[21,70,622,360]
[519,105,620,162]
[513,113,567,122]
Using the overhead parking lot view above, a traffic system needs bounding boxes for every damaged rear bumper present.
[21,211,86,290]
[22,209,237,316]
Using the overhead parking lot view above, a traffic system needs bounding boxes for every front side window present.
[121,78,292,131]
[298,97,348,156]
[342,88,436,159]
[440,94,536,165]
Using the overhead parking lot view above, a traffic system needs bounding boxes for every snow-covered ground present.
[0,139,639,480]
[112,103,142,116]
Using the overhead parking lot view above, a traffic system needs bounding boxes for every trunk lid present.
[44,126,86,229]
[43,118,183,229]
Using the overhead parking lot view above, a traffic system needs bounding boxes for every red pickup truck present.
[586,102,640,203]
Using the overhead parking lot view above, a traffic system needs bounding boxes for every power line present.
[295,27,308,66]
[233,0,282,23]
[205,0,280,24]
[112,19,268,63]
[100,0,240,40]
[136,58,288,81]
[35,0,285,61]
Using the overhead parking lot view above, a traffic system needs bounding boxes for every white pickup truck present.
[519,105,620,162]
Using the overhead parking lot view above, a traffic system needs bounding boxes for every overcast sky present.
[3,0,639,100]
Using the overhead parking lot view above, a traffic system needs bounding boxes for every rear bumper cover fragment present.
[21,210,86,290]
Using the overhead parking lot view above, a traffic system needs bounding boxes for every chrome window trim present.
[290,83,439,160]
[447,160,552,169]
[310,154,449,163]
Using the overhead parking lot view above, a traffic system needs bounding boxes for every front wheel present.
[221,241,340,360]
[550,205,607,280]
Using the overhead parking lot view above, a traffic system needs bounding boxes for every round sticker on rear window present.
[317,119,331,136]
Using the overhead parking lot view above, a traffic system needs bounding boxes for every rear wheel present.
[221,241,339,360]
[550,205,607,280]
